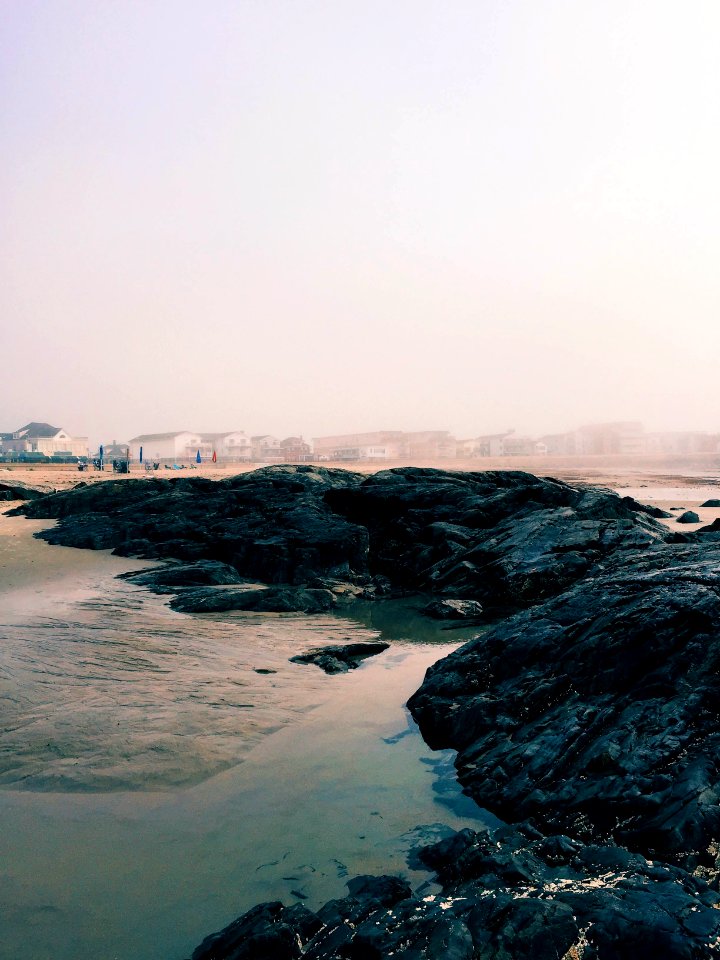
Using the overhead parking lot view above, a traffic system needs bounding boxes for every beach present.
[2,461,720,959]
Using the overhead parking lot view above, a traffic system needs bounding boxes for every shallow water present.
[0,540,492,960]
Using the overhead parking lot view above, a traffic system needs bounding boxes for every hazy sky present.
[2,1,720,444]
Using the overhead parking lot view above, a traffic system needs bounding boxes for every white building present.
[1,422,89,457]
[128,431,201,462]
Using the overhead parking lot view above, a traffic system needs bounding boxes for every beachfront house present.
[200,431,252,461]
[250,435,282,461]
[128,431,202,463]
[1,422,89,458]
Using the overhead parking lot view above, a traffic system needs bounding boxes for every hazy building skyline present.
[3,1,720,444]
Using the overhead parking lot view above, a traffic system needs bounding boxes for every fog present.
[2,1,720,445]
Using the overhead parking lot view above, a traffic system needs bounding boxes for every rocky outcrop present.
[701,499,720,507]
[9,466,675,613]
[408,541,720,873]
[188,824,720,959]
[289,641,390,674]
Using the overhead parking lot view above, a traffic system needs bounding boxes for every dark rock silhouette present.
[701,499,720,507]
[677,510,700,523]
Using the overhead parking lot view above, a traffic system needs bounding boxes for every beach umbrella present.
[99,444,104,460]
[212,450,217,463]
[139,446,143,463]
[196,449,202,463]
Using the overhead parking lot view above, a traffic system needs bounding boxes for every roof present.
[15,422,61,438]
[128,432,192,442]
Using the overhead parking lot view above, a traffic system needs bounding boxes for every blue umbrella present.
[139,446,143,463]
[196,449,201,464]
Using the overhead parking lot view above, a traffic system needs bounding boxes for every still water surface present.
[0,547,491,960]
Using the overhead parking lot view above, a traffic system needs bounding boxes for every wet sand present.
[0,508,489,960]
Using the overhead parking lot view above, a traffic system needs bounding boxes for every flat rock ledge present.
[189,823,720,960]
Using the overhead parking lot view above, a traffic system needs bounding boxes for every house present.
[251,435,282,461]
[459,432,513,457]
[198,432,252,460]
[279,437,311,462]
[128,432,202,462]
[1,422,89,457]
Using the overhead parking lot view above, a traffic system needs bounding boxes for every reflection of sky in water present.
[0,566,492,960]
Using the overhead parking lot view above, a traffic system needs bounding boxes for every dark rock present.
[290,641,389,673]
[0,482,45,502]
[170,586,337,614]
[701,499,720,508]
[408,541,720,869]
[188,826,720,959]
[421,598,484,620]
[11,466,673,614]
[677,510,700,523]
[119,560,245,593]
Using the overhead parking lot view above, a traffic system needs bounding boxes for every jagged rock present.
[408,541,720,870]
[677,510,700,523]
[170,586,337,614]
[10,466,674,611]
[289,641,389,673]
[701,499,720,507]
[188,826,720,959]
[421,598,484,620]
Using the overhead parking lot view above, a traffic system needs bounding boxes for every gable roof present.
[15,422,61,438]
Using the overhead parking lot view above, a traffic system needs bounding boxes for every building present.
[250,435,282,461]
[311,430,457,461]
[199,432,252,460]
[0,422,89,457]
[573,422,646,456]
[128,432,202,462]
[279,437,311,462]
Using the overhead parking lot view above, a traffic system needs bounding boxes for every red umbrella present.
[212,450,217,463]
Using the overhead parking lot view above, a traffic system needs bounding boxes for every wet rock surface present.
[9,465,674,613]
[408,541,720,873]
[289,641,390,674]
[189,824,720,959]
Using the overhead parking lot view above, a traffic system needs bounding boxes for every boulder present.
[289,641,389,673]
[421,598,484,620]
[677,510,700,523]
[701,499,720,507]
[408,541,720,870]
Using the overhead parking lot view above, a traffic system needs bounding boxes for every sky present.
[2,0,720,445]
